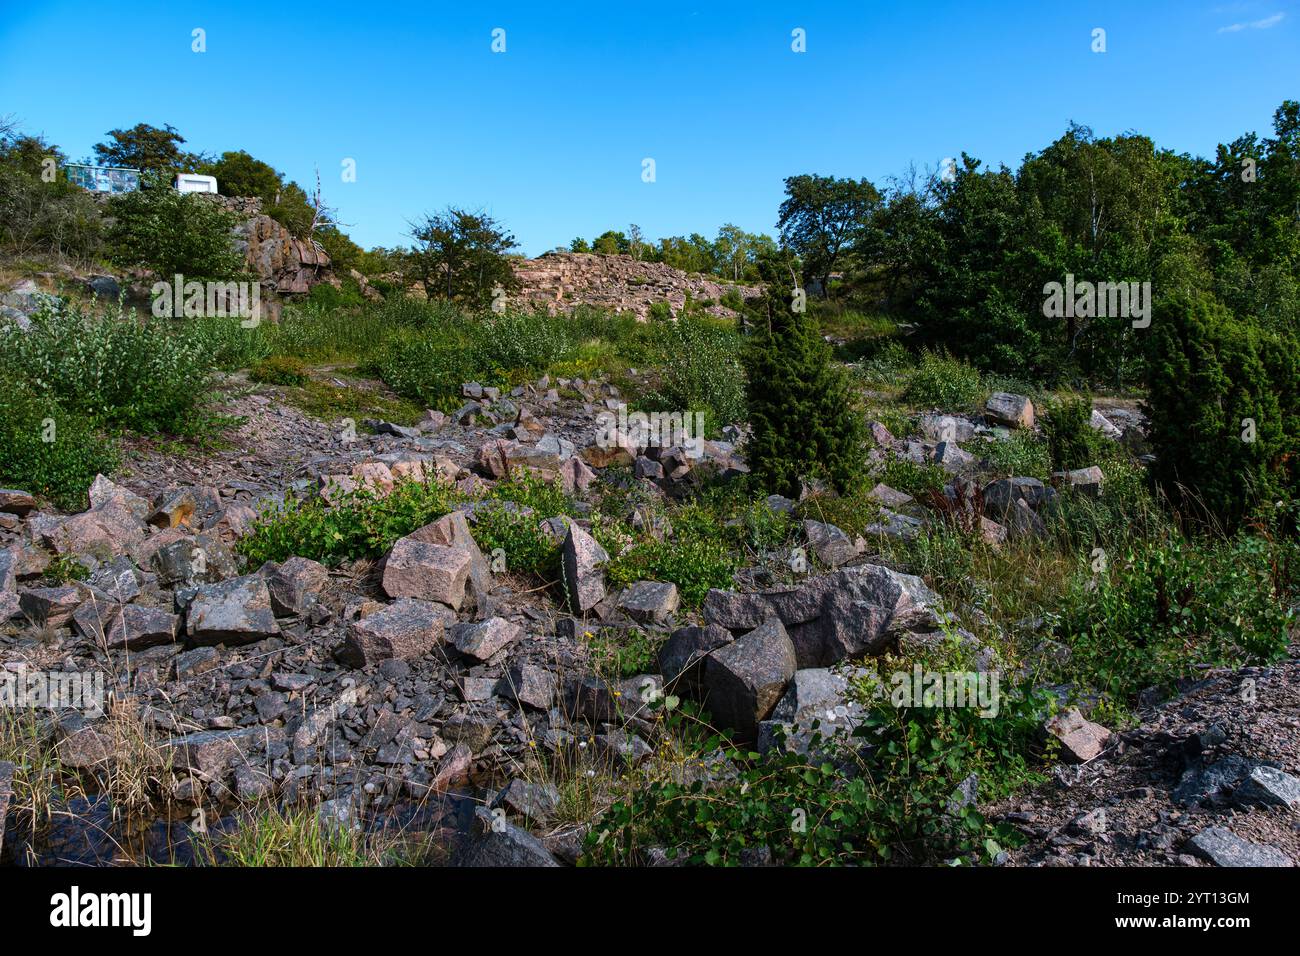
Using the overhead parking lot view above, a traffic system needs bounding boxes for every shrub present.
[107,176,245,280]
[901,351,985,410]
[250,355,310,387]
[980,431,1052,481]
[642,316,746,435]
[471,505,560,580]
[1056,530,1296,700]
[0,299,217,435]
[1145,293,1300,529]
[1039,395,1104,471]
[0,381,117,510]
[586,680,1048,866]
[237,480,457,566]
[742,271,865,497]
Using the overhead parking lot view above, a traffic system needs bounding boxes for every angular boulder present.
[562,523,608,613]
[339,598,454,667]
[701,617,798,741]
[382,537,472,610]
[186,575,279,646]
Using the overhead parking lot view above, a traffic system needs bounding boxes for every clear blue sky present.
[2,0,1296,255]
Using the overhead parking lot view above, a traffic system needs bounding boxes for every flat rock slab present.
[1186,827,1293,867]
[186,575,279,646]
[382,537,471,610]
[617,580,680,624]
[340,598,455,666]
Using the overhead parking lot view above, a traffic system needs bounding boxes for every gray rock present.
[701,617,798,741]
[802,519,856,568]
[339,598,454,667]
[1234,765,1300,810]
[459,805,562,867]
[381,537,471,610]
[562,523,608,612]
[450,617,521,661]
[703,564,942,668]
[1186,827,1293,867]
[493,778,560,823]
[985,392,1034,429]
[757,666,864,755]
[264,556,329,616]
[617,580,680,624]
[982,477,1053,519]
[503,664,557,710]
[658,623,733,695]
[1052,466,1104,498]
[186,575,279,646]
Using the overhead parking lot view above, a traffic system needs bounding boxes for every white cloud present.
[1218,11,1286,32]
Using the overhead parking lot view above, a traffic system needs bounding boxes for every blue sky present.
[1,0,1296,255]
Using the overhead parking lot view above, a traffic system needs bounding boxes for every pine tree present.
[742,255,865,497]
[1145,293,1299,529]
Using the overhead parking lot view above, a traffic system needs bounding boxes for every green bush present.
[901,351,985,410]
[980,431,1052,480]
[237,480,457,566]
[0,381,118,510]
[0,299,217,435]
[586,680,1048,866]
[470,505,559,580]
[107,176,245,280]
[1145,293,1300,529]
[742,271,865,497]
[642,316,746,435]
[1040,395,1104,471]
[1056,529,1297,700]
[250,355,310,387]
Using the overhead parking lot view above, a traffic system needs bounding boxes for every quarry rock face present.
[510,252,760,321]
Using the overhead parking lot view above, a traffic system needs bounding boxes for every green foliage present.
[0,298,217,435]
[606,533,737,609]
[470,504,559,580]
[874,456,946,497]
[586,682,1047,866]
[93,122,197,174]
[901,351,985,410]
[742,265,866,497]
[582,625,662,680]
[237,480,457,566]
[0,379,117,510]
[980,432,1052,481]
[406,206,518,310]
[250,355,310,387]
[1056,527,1297,700]
[107,175,245,280]
[641,316,746,435]
[1145,293,1299,529]
[1040,395,1105,471]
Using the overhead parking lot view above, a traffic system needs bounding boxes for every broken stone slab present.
[1173,754,1257,807]
[1233,765,1300,810]
[617,580,680,624]
[659,623,734,696]
[1044,707,1111,763]
[403,511,492,608]
[802,519,857,568]
[19,585,83,627]
[88,474,149,521]
[703,564,942,668]
[449,617,522,661]
[0,489,36,516]
[931,441,975,472]
[160,726,270,782]
[381,536,471,610]
[868,483,913,509]
[502,664,557,710]
[147,489,197,529]
[701,617,798,741]
[1186,826,1293,867]
[981,477,1054,519]
[562,523,608,613]
[339,598,455,667]
[985,392,1034,429]
[186,574,279,647]
[862,509,923,541]
[458,805,562,867]
[1089,409,1122,439]
[263,555,329,616]
[757,666,865,755]
[74,602,178,651]
[493,778,561,823]
[918,414,977,444]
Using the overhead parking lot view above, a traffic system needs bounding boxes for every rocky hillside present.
[511,252,759,320]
